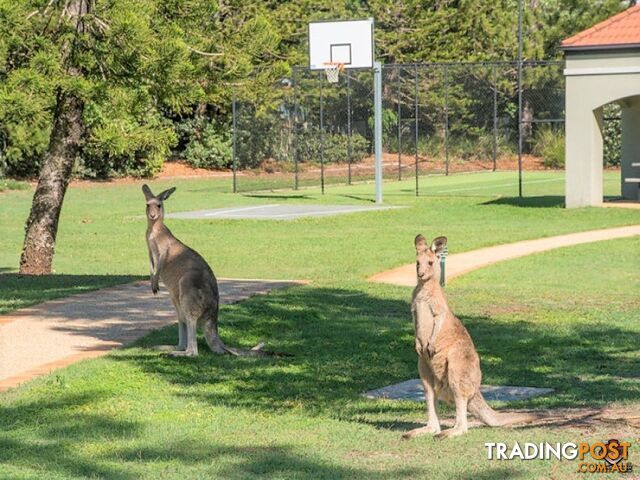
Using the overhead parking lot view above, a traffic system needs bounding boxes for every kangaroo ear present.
[415,234,427,252]
[142,184,155,200]
[157,187,176,201]
[430,236,447,254]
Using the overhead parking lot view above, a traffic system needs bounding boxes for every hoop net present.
[324,62,344,83]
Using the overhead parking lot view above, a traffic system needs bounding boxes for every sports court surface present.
[166,203,404,220]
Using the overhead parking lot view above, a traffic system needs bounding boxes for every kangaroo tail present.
[468,391,539,427]
[203,313,290,357]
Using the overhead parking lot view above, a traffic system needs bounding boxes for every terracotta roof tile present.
[561,5,640,49]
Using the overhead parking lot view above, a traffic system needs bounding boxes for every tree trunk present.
[19,91,85,274]
[19,0,89,275]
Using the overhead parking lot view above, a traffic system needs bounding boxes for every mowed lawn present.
[1,170,639,479]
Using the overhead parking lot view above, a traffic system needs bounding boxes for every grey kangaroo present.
[143,184,271,357]
[403,234,536,439]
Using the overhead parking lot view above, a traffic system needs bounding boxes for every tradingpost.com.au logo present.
[485,439,633,474]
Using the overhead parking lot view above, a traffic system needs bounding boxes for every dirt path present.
[0,279,302,392]
[369,225,640,287]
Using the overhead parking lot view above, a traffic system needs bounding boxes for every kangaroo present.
[403,234,536,439]
[142,184,272,357]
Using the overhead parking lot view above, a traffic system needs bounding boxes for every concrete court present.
[166,203,403,220]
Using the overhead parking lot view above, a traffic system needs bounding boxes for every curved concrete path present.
[0,279,302,392]
[369,225,640,287]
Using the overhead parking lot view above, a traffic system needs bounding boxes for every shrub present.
[533,126,564,169]
[602,104,621,167]
[297,127,369,164]
[179,117,232,170]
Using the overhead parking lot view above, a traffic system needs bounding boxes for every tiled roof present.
[561,5,640,50]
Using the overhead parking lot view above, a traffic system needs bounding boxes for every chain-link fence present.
[231,61,567,194]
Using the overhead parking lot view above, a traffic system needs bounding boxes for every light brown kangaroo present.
[143,184,273,357]
[403,234,536,439]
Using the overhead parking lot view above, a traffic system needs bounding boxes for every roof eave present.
[561,43,640,53]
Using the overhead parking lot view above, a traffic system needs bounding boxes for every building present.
[562,5,640,207]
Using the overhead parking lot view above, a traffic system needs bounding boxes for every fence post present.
[444,65,449,176]
[347,73,352,185]
[293,68,299,190]
[232,91,237,193]
[492,64,498,172]
[517,0,524,197]
[320,72,325,194]
[414,64,419,197]
[397,66,402,181]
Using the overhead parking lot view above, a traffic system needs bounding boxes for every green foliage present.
[298,128,369,164]
[603,104,621,167]
[180,117,232,170]
[533,126,564,169]
[0,0,631,178]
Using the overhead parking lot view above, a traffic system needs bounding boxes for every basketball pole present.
[374,61,383,204]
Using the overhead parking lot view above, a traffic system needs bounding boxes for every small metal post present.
[444,65,450,176]
[439,245,448,287]
[517,0,523,197]
[492,64,498,172]
[320,72,325,194]
[414,64,419,197]
[293,68,299,190]
[397,67,402,181]
[232,92,237,193]
[374,61,383,204]
[347,73,352,185]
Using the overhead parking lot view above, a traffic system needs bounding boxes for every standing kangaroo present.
[143,184,270,357]
[403,234,536,439]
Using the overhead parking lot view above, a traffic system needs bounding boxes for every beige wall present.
[564,49,640,207]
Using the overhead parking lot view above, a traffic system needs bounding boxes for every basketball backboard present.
[308,19,374,70]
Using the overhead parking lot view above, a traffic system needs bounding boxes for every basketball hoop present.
[323,62,344,83]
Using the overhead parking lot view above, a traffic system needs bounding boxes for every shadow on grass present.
[481,196,565,208]
[242,193,314,200]
[0,273,140,315]
[0,391,423,479]
[116,286,640,416]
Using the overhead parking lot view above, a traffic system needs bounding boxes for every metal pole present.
[414,64,419,196]
[397,67,402,181]
[232,91,237,193]
[347,74,352,185]
[492,65,498,172]
[320,73,325,194]
[374,61,383,204]
[293,68,299,190]
[517,0,523,197]
[444,65,449,176]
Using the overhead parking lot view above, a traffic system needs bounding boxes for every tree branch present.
[186,45,223,57]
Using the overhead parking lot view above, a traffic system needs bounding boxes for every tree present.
[19,0,90,274]
[2,0,284,274]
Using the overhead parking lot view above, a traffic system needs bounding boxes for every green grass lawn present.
[1,170,639,479]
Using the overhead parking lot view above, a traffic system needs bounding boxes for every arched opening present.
[600,95,640,203]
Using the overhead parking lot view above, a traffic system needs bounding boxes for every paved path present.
[0,279,301,392]
[369,225,640,287]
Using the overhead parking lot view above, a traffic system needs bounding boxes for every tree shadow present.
[481,196,565,208]
[0,390,421,479]
[115,286,640,419]
[0,273,140,314]
[0,391,143,479]
[242,194,314,200]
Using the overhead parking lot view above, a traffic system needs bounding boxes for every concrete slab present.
[166,204,403,220]
[364,379,554,403]
[0,278,302,392]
